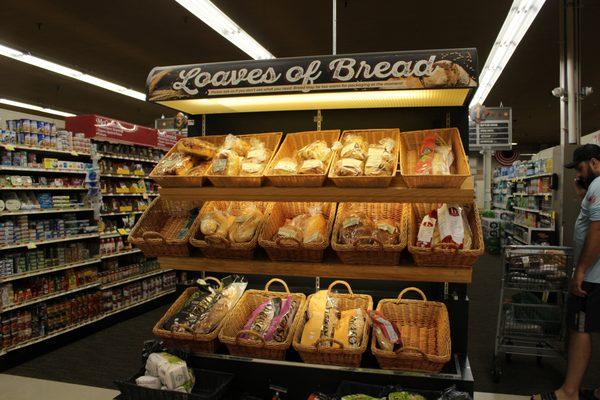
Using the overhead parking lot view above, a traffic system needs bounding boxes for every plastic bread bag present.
[242,297,282,340]
[319,295,340,347]
[340,134,368,161]
[271,298,300,342]
[272,157,298,175]
[200,207,235,238]
[210,149,241,176]
[297,140,331,161]
[435,204,465,249]
[263,295,295,341]
[299,159,326,174]
[228,203,264,243]
[301,290,328,345]
[241,139,270,175]
[365,137,396,176]
[165,282,220,333]
[273,213,309,243]
[415,132,436,175]
[155,152,196,176]
[333,308,365,349]
[432,138,454,175]
[222,134,251,156]
[194,279,248,334]
[185,161,211,176]
[175,138,216,160]
[303,205,328,244]
[367,310,402,352]
[373,218,399,245]
[334,158,364,176]
[157,356,195,392]
[415,209,437,248]
[338,205,374,245]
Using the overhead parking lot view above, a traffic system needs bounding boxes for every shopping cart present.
[492,245,572,382]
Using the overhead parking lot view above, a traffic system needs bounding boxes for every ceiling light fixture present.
[0,98,76,117]
[0,44,145,100]
[470,0,546,107]
[174,0,274,60]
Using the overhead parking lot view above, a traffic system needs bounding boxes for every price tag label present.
[71,151,79,156]
[118,228,128,235]
[5,145,15,151]
[27,243,37,249]
[142,193,148,199]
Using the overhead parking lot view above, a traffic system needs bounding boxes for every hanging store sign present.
[469,107,512,150]
[146,49,477,101]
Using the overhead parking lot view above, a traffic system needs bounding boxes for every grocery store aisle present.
[0,374,119,400]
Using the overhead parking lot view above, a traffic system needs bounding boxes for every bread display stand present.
[143,48,480,397]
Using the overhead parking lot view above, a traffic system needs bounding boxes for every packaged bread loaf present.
[333,158,364,176]
[221,134,251,157]
[272,157,298,175]
[273,214,309,244]
[340,135,368,161]
[210,149,241,176]
[365,137,396,176]
[241,139,271,175]
[338,207,374,245]
[303,205,328,244]
[415,132,454,175]
[300,290,328,346]
[154,152,197,176]
[333,308,365,349]
[297,140,331,162]
[175,137,217,160]
[228,204,264,243]
[200,208,235,238]
[368,310,402,352]
[373,218,399,245]
[241,295,298,342]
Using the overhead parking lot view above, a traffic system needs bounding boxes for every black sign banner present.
[146,48,478,102]
[469,106,512,150]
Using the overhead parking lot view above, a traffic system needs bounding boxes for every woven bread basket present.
[258,202,337,262]
[189,201,274,259]
[371,287,451,372]
[292,280,373,367]
[218,278,306,360]
[128,196,202,257]
[264,130,341,187]
[328,128,400,188]
[399,128,470,188]
[205,132,282,187]
[407,202,484,267]
[331,202,408,265]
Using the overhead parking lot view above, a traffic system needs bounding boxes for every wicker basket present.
[218,278,307,360]
[264,130,341,187]
[258,202,337,262]
[189,201,274,259]
[371,287,451,373]
[149,135,227,188]
[331,203,408,265]
[128,196,203,257]
[152,277,224,355]
[205,132,282,187]
[407,202,484,267]
[328,129,400,188]
[399,128,470,188]
[293,280,373,367]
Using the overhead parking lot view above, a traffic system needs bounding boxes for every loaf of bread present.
[176,138,216,160]
[210,149,241,176]
[373,218,399,245]
[333,158,363,176]
[299,159,326,175]
[364,138,395,176]
[297,140,331,161]
[338,209,374,244]
[228,204,264,243]
[340,134,368,161]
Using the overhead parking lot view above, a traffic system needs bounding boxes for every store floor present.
[2,254,599,396]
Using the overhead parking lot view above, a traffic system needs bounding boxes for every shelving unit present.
[0,165,87,174]
[0,233,100,251]
[0,207,94,216]
[0,186,88,191]
[0,258,101,283]
[100,268,173,289]
[0,143,91,157]
[0,282,100,312]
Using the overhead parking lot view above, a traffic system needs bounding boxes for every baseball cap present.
[565,144,600,168]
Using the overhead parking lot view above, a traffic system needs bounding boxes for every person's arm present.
[571,220,600,296]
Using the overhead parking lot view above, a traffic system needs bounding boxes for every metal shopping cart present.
[492,245,573,382]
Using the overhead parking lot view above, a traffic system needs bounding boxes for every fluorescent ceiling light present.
[158,88,470,114]
[0,44,145,101]
[470,0,546,107]
[0,98,75,117]
[174,0,274,60]
[511,142,518,145]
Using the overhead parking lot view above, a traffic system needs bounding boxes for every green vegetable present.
[388,392,426,400]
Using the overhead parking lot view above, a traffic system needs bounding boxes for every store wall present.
[0,107,65,129]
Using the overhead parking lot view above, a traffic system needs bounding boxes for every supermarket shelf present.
[512,236,528,244]
[159,176,475,203]
[100,230,130,239]
[0,258,101,283]
[158,256,472,283]
[0,165,87,174]
[512,192,553,197]
[102,288,176,318]
[0,282,100,313]
[512,207,554,217]
[493,203,509,210]
[101,193,158,197]
[0,288,175,356]
[513,222,555,231]
[99,268,173,289]
[97,152,159,164]
[493,172,553,183]
[100,173,151,180]
[100,248,142,259]
[0,186,87,191]
[0,207,93,217]
[100,211,144,217]
[0,143,91,157]
[0,233,100,251]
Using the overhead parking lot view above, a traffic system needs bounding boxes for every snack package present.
[368,310,402,352]
[373,218,399,245]
[436,204,465,249]
[210,149,241,176]
[299,159,326,175]
[334,158,364,176]
[297,140,331,161]
[333,308,365,348]
[415,210,437,248]
[303,205,327,244]
[175,138,216,160]
[228,203,264,243]
[300,290,328,345]
[338,206,374,245]
[365,137,396,176]
[243,297,281,339]
[340,135,368,161]
[415,132,436,175]
[273,213,309,243]
[272,157,298,175]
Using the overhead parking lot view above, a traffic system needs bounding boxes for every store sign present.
[146,48,478,101]
[469,107,512,150]
[65,115,178,149]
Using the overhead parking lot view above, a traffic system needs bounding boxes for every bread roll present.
[200,209,234,238]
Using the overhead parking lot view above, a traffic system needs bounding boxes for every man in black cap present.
[534,144,600,400]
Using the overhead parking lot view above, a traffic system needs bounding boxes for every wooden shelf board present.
[158,176,475,203]
[158,256,472,283]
